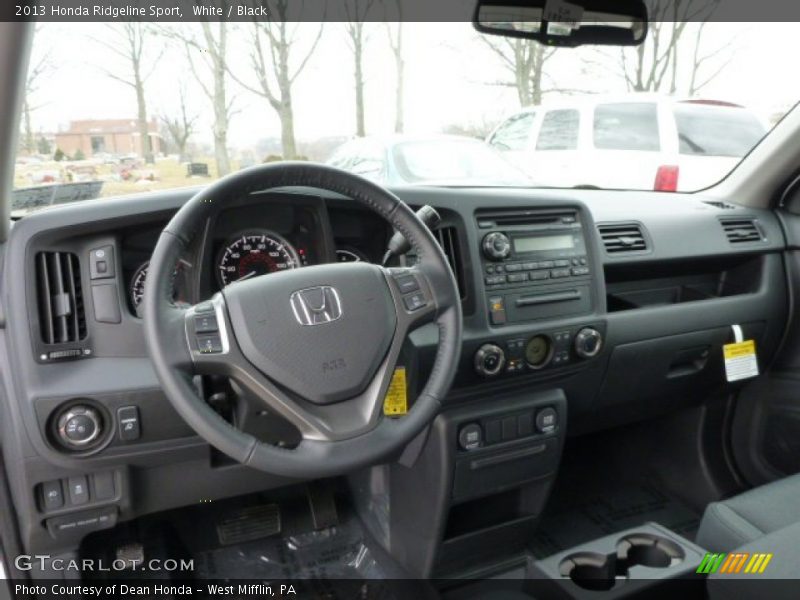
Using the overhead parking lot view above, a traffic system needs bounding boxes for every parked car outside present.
[486,94,768,192]
[327,134,531,186]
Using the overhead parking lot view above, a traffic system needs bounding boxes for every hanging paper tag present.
[383,367,408,416]
[723,325,759,382]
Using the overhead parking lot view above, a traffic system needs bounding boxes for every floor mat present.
[529,482,701,558]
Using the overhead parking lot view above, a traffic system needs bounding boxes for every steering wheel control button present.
[89,245,115,280]
[117,406,141,442]
[41,480,64,510]
[194,314,219,334]
[196,335,223,354]
[458,423,483,451]
[482,232,511,260]
[575,327,603,359]
[403,292,427,312]
[67,476,90,505]
[57,406,102,448]
[194,302,214,313]
[488,296,507,325]
[395,275,420,294]
[536,407,558,434]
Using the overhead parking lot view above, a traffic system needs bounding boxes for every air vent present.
[35,251,87,345]
[434,226,466,299]
[720,218,764,244]
[597,223,649,254]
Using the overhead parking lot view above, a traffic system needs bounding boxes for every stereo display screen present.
[513,234,575,253]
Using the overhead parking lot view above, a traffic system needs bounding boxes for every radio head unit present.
[476,208,594,324]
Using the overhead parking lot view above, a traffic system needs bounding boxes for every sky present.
[23,22,800,154]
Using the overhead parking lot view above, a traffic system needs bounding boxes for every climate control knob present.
[482,232,511,261]
[474,343,506,377]
[574,327,603,359]
[56,405,102,448]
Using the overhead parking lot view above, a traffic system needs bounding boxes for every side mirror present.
[474,0,648,47]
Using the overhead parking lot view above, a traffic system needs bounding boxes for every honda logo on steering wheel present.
[289,286,343,326]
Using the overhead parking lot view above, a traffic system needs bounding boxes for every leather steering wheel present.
[143,163,462,478]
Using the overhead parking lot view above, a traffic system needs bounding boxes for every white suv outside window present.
[486,95,767,192]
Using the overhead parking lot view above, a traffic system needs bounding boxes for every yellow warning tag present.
[723,340,759,382]
[383,367,408,416]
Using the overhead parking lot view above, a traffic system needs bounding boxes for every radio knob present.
[482,232,511,261]
[575,327,603,359]
[56,405,103,448]
[474,343,506,377]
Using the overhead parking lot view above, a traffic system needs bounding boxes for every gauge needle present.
[238,271,257,281]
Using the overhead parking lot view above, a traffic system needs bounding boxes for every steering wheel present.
[143,163,462,479]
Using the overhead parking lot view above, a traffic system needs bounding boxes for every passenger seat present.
[696,473,800,551]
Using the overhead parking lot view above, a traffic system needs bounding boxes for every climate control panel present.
[473,324,604,378]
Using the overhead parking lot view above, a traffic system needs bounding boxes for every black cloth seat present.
[696,473,800,551]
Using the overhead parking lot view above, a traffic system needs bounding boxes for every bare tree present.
[385,20,405,133]
[344,0,375,137]
[161,21,234,176]
[482,36,557,106]
[160,85,198,159]
[94,23,161,163]
[230,2,324,159]
[619,0,729,95]
[21,36,52,156]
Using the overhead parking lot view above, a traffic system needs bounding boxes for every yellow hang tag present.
[723,339,759,382]
[383,367,408,416]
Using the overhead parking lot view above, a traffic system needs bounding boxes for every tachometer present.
[217,231,300,287]
[129,260,188,314]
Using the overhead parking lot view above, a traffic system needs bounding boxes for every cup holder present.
[559,534,686,591]
[559,552,622,591]
[617,533,685,569]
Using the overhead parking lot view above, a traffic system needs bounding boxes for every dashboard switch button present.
[41,480,64,510]
[89,245,115,280]
[458,423,483,451]
[536,407,558,434]
[117,406,141,442]
[67,476,90,505]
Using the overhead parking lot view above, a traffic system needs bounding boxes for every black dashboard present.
[0,183,790,565]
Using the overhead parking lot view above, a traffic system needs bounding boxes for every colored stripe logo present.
[696,552,773,574]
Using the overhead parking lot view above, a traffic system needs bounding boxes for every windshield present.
[12,21,797,213]
[391,139,530,185]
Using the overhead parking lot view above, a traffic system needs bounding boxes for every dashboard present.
[0,182,791,562]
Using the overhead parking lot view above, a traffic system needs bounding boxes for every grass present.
[14,156,240,199]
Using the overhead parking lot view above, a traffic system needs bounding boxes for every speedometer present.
[217,231,300,287]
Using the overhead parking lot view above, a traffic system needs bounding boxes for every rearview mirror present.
[474,0,648,47]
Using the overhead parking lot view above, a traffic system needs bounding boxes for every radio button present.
[485,275,506,286]
[505,264,522,272]
[572,267,590,276]
[539,260,555,269]
[551,269,571,278]
[507,273,527,283]
[523,262,538,270]
[554,259,571,267]
[530,271,549,281]
[579,257,588,265]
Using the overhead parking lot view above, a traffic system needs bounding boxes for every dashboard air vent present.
[35,251,87,344]
[434,226,466,299]
[597,223,649,254]
[720,218,764,244]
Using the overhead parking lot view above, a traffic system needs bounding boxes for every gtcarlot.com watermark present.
[14,554,194,573]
